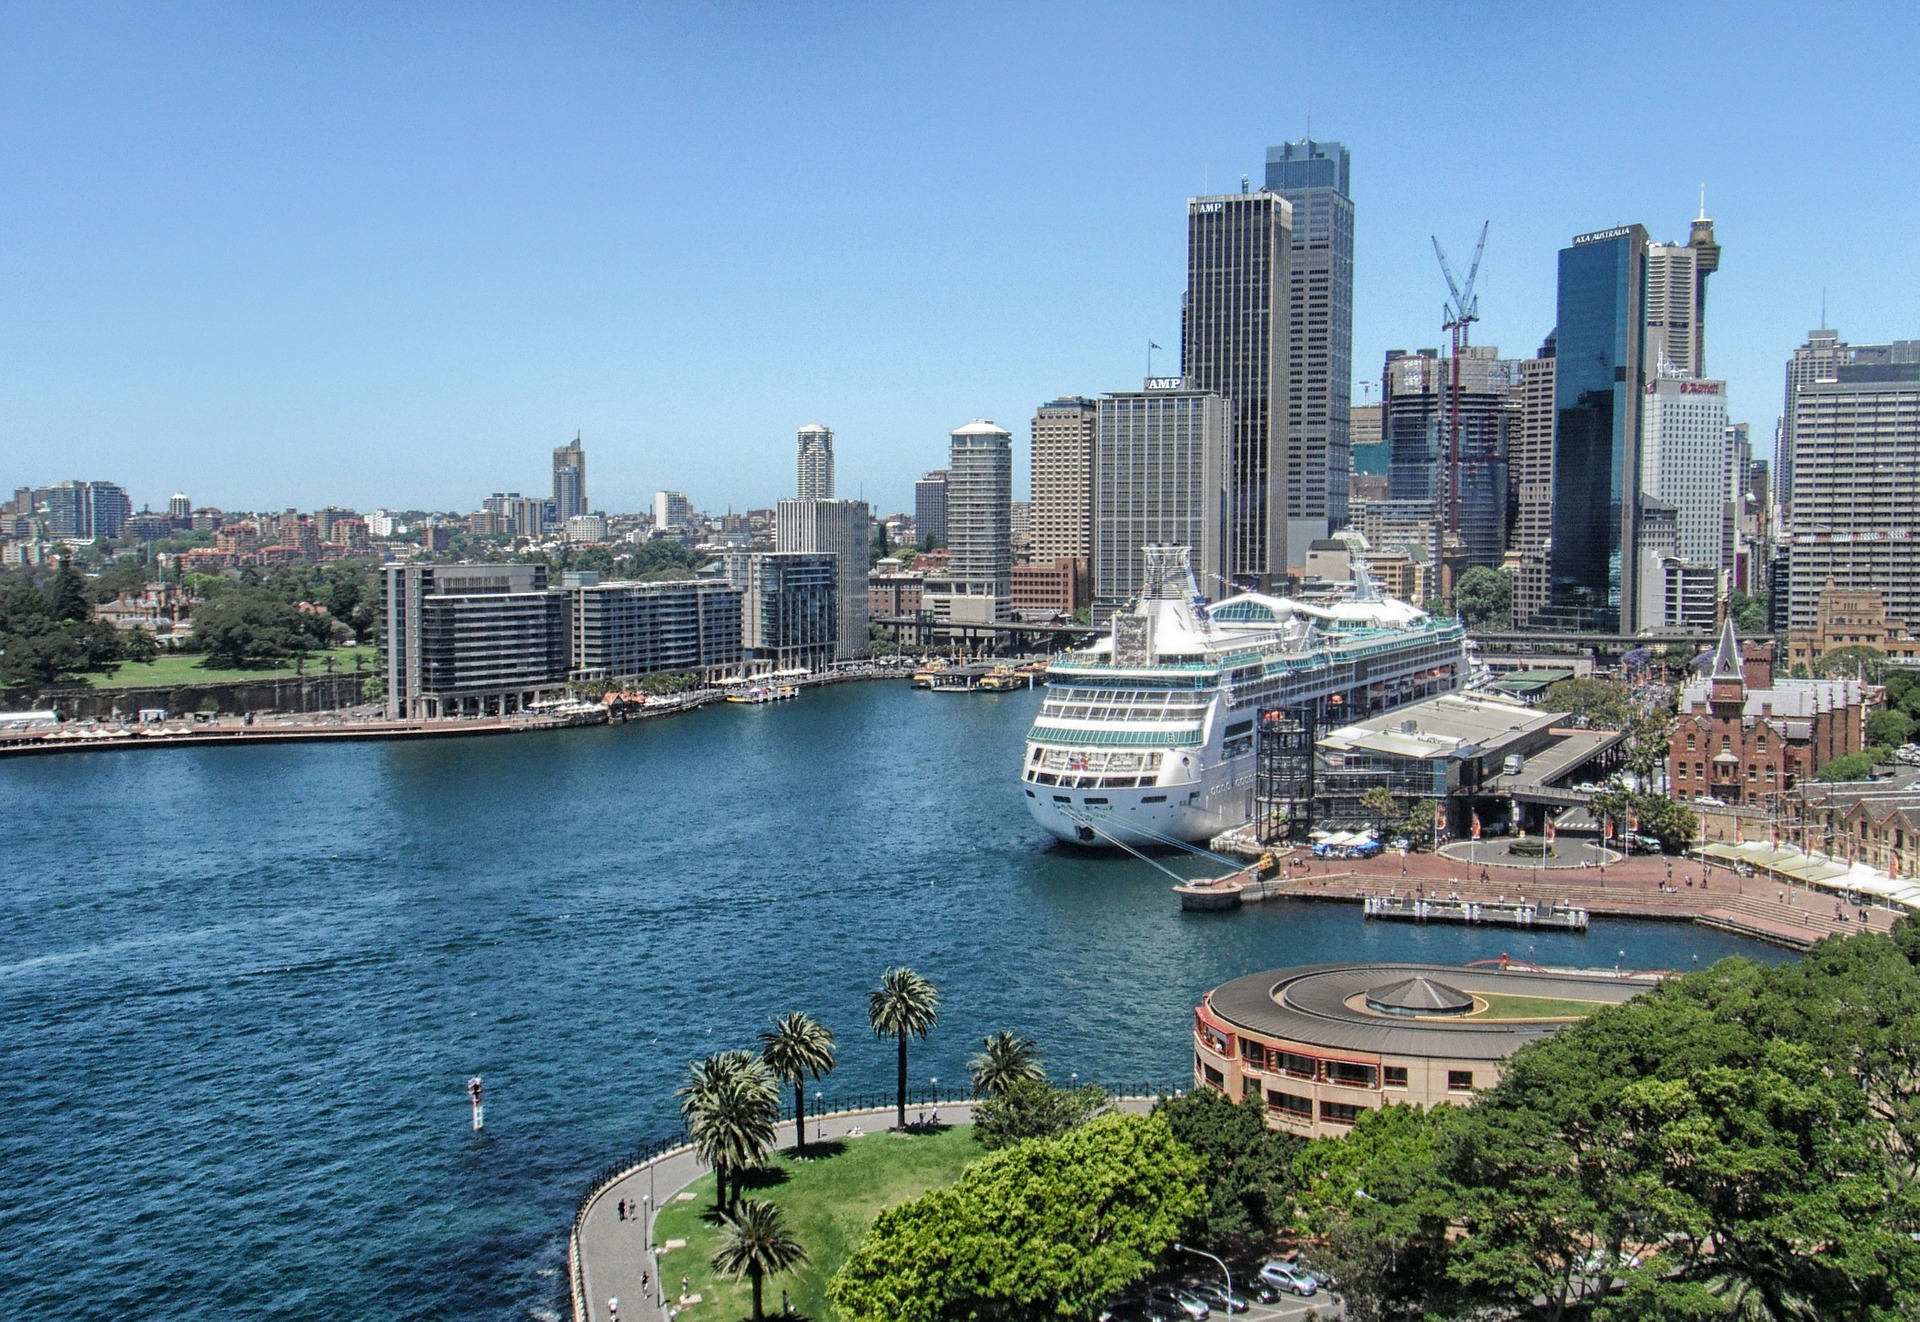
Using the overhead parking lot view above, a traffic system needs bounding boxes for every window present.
[1323,1059,1378,1089]
[1242,1075,1262,1102]
[1201,1062,1224,1090]
[1275,1050,1317,1080]
[1447,1070,1475,1092]
[1686,732,1696,751]
[1240,1038,1265,1064]
[1266,1089,1312,1120]
[1319,1100,1366,1125]
[1383,1065,1409,1088]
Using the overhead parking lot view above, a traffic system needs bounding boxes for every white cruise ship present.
[1022,547,1471,846]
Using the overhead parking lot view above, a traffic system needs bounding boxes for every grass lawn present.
[87,647,372,689]
[1467,993,1606,1021]
[651,1124,981,1321]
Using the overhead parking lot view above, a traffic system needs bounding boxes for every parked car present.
[1184,1281,1251,1313]
[1145,1285,1210,1319]
[1259,1261,1321,1297]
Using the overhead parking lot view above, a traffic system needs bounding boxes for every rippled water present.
[0,683,1787,1319]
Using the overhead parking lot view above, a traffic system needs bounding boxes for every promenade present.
[1266,846,1900,951]
[572,1097,1159,1322]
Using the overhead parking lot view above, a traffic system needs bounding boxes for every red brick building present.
[1669,620,1881,806]
[1010,557,1085,618]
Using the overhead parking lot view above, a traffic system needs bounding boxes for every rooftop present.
[1320,692,1563,763]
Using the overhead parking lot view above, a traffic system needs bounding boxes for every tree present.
[49,561,92,623]
[676,1050,780,1212]
[1453,567,1513,630]
[972,1078,1111,1149]
[191,593,315,668]
[868,966,940,1131]
[1544,677,1635,728]
[1817,752,1878,783]
[758,1011,836,1153]
[1813,645,1890,684]
[1868,709,1915,750]
[968,1031,1045,1097]
[712,1198,808,1321]
[1727,589,1769,635]
[1358,787,1400,836]
[828,1112,1205,1322]
[872,520,892,565]
[1154,1087,1302,1255]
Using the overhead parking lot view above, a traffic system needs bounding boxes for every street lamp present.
[1173,1242,1231,1306]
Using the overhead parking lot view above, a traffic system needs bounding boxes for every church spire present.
[1710,615,1742,683]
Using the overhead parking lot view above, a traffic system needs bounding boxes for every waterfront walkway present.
[1267,849,1900,951]
[573,1097,1158,1322]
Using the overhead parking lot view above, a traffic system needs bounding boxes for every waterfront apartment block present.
[381,563,568,718]
[775,498,870,659]
[566,576,743,684]
[1182,190,1292,585]
[1091,383,1228,619]
[1030,397,1097,573]
[1196,962,1652,1138]
[726,551,838,672]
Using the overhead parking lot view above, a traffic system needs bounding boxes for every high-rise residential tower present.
[552,437,587,522]
[1181,189,1292,588]
[796,424,834,500]
[914,471,948,545]
[1506,334,1557,626]
[1030,397,1098,573]
[934,421,1013,622]
[1549,224,1651,631]
[1264,138,1355,548]
[1092,381,1229,619]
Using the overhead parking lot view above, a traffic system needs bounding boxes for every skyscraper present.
[552,437,587,522]
[1181,190,1291,587]
[653,491,692,530]
[1773,330,1916,524]
[796,424,834,500]
[1507,336,1556,626]
[936,421,1013,622]
[1264,138,1355,545]
[44,480,132,541]
[776,497,870,660]
[1092,382,1229,619]
[1030,397,1098,573]
[1550,224,1651,631]
[1641,375,1731,571]
[1642,243,1704,377]
[914,470,948,545]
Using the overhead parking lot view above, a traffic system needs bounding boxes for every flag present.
[1435,803,1446,835]
[1149,340,1163,350]
[1627,808,1639,832]
[1605,817,1615,841]
[1471,812,1482,840]
[1546,816,1556,843]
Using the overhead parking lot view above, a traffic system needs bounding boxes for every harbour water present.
[0,682,1788,1321]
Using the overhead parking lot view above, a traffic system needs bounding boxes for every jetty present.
[1363,893,1589,931]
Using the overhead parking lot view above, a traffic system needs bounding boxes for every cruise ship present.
[1022,547,1471,846]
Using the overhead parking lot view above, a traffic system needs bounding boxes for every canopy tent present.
[1697,840,1920,911]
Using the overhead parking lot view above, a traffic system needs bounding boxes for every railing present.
[566,1082,1183,1321]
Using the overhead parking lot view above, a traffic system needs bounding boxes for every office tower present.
[1724,422,1753,585]
[44,480,132,541]
[1507,337,1556,626]
[552,437,587,522]
[380,563,568,718]
[914,471,948,545]
[1181,189,1292,585]
[1092,382,1229,618]
[1030,397,1097,574]
[1643,243,1704,376]
[1349,403,1385,475]
[1775,331,1920,523]
[1785,353,1920,632]
[653,491,693,530]
[1265,138,1355,545]
[776,498,871,660]
[1550,224,1651,631]
[1381,346,1514,571]
[935,421,1013,622]
[1641,377,1730,569]
[725,551,839,671]
[795,424,834,500]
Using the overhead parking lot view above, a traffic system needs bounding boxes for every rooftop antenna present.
[1698,182,1707,221]
[1821,287,1828,329]
[1305,100,1312,141]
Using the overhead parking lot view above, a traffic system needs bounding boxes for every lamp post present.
[1173,1242,1231,1307]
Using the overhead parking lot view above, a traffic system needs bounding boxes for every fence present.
[565,1081,1183,1321]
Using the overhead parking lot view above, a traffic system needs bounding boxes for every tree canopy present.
[828,1112,1204,1322]
[971,1078,1110,1150]
[1154,1086,1302,1256]
[1543,677,1635,729]
[0,563,138,687]
[1452,567,1513,630]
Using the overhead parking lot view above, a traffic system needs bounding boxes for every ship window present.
[1084,797,1109,805]
[1024,789,1035,797]
[1142,794,1168,803]
[1052,794,1070,802]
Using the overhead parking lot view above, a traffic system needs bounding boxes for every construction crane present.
[1432,222,1489,538]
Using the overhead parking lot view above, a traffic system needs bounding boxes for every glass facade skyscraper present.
[1550,224,1649,631]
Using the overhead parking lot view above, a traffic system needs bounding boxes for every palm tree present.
[712,1198,809,1321]
[867,966,941,1130]
[676,1050,780,1212]
[968,1030,1045,1096]
[759,1011,837,1153]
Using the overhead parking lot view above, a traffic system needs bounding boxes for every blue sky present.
[3,3,1914,516]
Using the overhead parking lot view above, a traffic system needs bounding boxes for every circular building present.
[1194,962,1659,1137]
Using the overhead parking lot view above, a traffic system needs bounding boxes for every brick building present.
[1010,557,1085,618]
[1785,582,1920,671]
[1670,619,1881,806]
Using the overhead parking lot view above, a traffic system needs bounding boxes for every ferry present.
[726,684,798,704]
[1021,546,1471,846]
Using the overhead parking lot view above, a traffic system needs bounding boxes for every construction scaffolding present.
[1256,703,1316,843]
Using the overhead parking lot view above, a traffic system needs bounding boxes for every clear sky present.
[3,3,1914,517]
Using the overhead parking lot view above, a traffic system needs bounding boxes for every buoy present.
[468,1076,485,1131]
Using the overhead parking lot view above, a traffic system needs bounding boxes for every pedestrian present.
[642,1272,651,1293]
[617,1199,626,1221]
[608,1297,618,1322]
[682,1275,690,1299]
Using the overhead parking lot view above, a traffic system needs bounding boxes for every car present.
[1247,1279,1281,1304]
[1259,1261,1320,1297]
[1184,1281,1251,1313]
[1145,1285,1210,1319]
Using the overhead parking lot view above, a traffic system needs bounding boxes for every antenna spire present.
[1697,182,1707,220]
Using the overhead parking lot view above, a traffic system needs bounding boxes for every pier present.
[1363,893,1589,931]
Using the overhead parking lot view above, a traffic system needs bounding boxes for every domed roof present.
[1365,975,1473,1016]
[950,419,1011,438]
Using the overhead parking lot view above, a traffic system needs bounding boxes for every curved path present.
[571,1097,1157,1322]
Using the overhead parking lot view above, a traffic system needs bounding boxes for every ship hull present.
[1022,757,1252,846]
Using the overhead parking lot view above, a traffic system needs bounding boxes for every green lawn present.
[1469,993,1605,1021]
[651,1125,981,1321]
[87,647,373,689]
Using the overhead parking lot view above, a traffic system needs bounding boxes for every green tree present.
[758,1011,836,1153]
[968,1031,1045,1097]
[1868,709,1915,750]
[1358,786,1400,836]
[712,1198,808,1321]
[1154,1086,1302,1255]
[1544,677,1635,728]
[1817,752,1878,783]
[49,561,92,623]
[972,1078,1110,1149]
[676,1050,781,1213]
[828,1112,1204,1322]
[191,593,316,668]
[868,966,941,1131]
[1727,589,1769,635]
[1453,566,1514,630]
[1813,645,1889,684]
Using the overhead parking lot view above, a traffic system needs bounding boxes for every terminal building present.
[1195,962,1656,1137]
